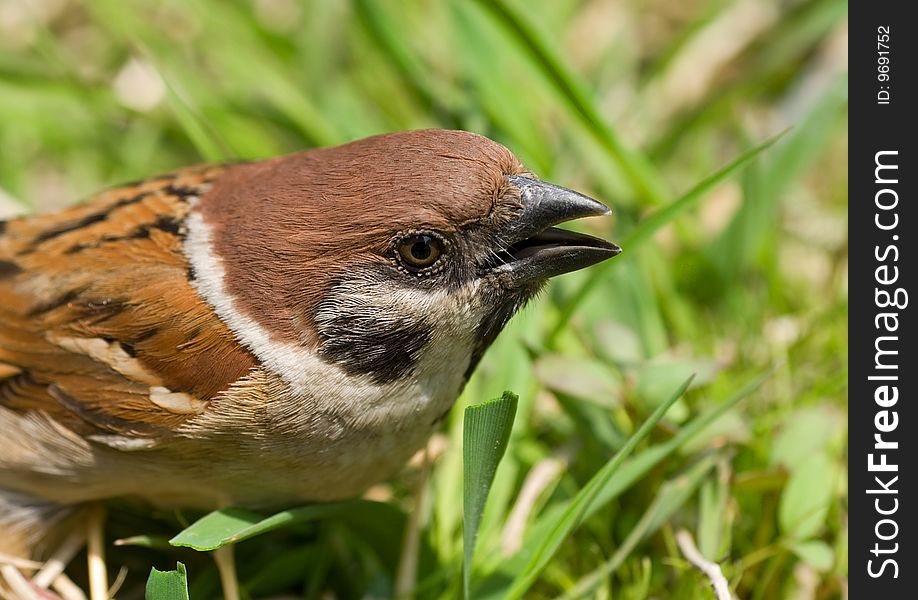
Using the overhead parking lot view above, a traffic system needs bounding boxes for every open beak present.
[489,176,621,286]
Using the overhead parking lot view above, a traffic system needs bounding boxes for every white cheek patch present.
[411,283,487,392]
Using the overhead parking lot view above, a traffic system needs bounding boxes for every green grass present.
[0,0,848,598]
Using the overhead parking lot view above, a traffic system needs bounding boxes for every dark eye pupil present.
[411,240,431,260]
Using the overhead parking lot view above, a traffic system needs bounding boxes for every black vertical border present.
[850,2,916,595]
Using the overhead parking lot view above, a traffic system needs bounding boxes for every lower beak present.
[490,176,621,286]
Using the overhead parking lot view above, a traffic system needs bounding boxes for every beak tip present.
[599,240,622,258]
[585,197,613,218]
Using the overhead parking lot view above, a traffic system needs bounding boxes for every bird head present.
[185,129,620,397]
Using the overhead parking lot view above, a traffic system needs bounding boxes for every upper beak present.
[490,176,621,286]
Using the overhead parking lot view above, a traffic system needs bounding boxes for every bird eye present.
[396,233,443,271]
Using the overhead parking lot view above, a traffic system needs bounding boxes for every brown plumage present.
[0,130,619,567]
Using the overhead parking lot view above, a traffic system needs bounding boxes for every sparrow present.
[0,129,620,559]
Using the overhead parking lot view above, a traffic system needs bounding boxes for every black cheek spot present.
[318,314,433,385]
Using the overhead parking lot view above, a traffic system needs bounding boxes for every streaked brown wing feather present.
[0,164,257,440]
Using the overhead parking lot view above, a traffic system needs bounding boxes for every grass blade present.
[170,501,365,551]
[463,391,519,599]
[145,562,189,600]
[547,132,786,344]
[559,454,719,599]
[524,369,771,551]
[354,0,462,126]
[501,375,694,600]
[710,78,846,277]
[478,370,770,598]
[160,79,229,162]
[625,133,785,251]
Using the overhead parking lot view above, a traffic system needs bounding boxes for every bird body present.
[0,130,619,556]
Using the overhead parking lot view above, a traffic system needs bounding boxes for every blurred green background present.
[0,0,847,598]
